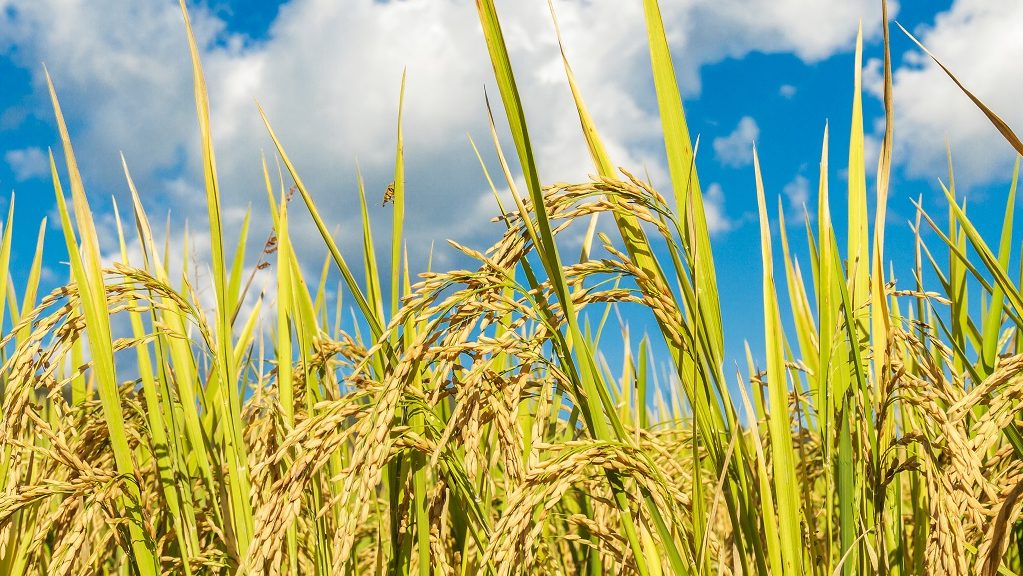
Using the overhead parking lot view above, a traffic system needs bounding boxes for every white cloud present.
[703,182,732,234]
[0,0,896,273]
[4,146,48,181]
[779,84,797,99]
[714,116,759,168]
[680,0,894,92]
[880,0,1023,187]
[862,57,884,100]
[783,174,810,209]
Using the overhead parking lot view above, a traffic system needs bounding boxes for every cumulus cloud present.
[783,174,809,208]
[877,0,1023,187]
[703,182,733,234]
[4,146,48,181]
[0,0,895,273]
[779,84,797,99]
[682,0,894,91]
[779,172,817,223]
[714,116,759,168]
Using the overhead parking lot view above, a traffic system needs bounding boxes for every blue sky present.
[1,0,1021,370]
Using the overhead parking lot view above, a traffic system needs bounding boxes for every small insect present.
[382,182,395,207]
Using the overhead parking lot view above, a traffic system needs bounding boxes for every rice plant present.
[2,0,1023,574]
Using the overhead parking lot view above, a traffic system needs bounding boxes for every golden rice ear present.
[8,0,1023,574]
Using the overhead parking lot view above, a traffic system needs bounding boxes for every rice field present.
[2,0,1023,574]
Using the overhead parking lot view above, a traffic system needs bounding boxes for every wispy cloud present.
[702,182,733,234]
[714,116,759,168]
[783,174,809,207]
[4,147,48,181]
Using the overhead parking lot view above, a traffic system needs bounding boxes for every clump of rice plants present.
[2,0,1023,574]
